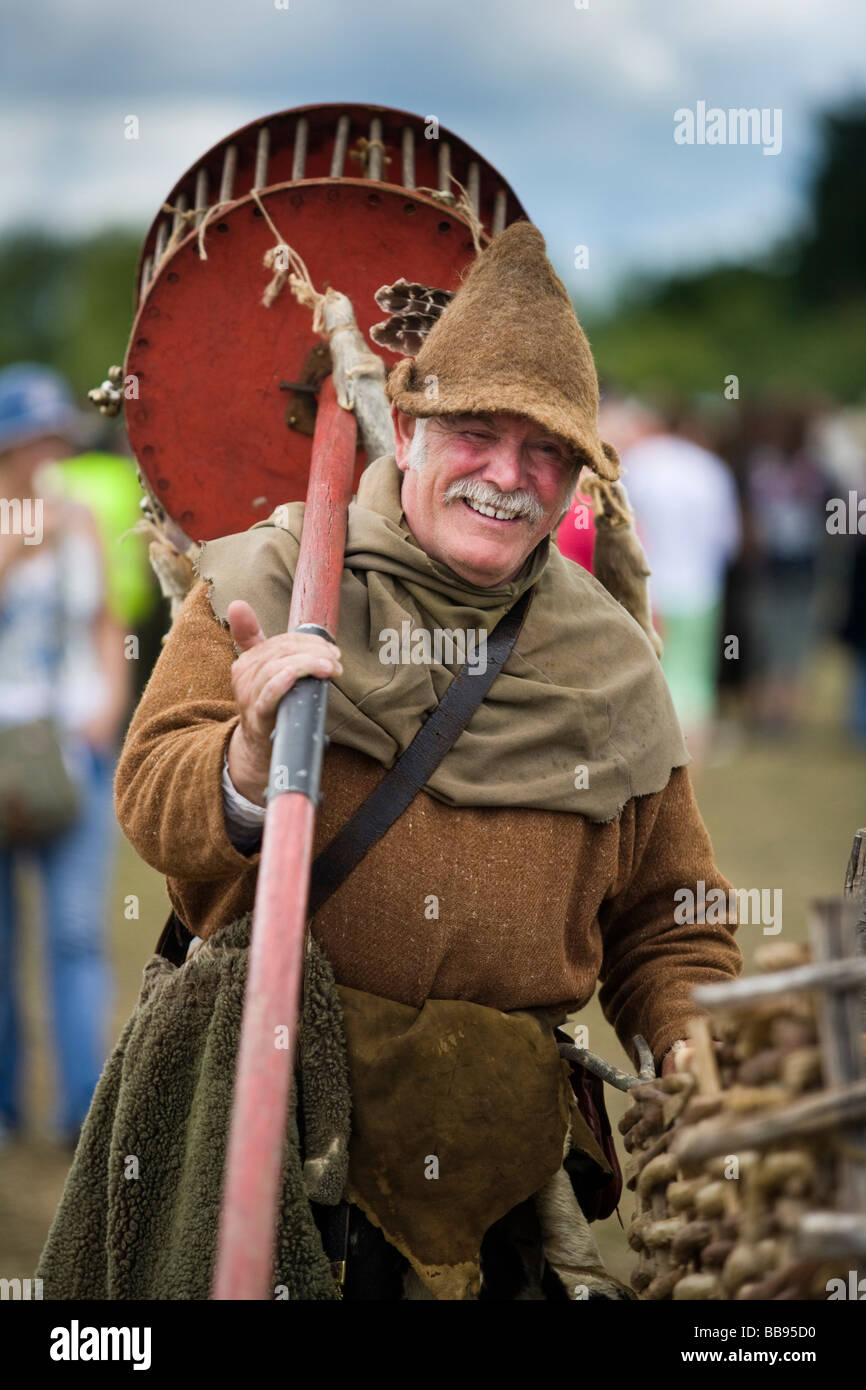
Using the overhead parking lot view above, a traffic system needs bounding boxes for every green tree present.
[795,103,866,304]
[584,100,866,402]
[0,227,140,393]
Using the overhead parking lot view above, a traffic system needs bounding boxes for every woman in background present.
[0,364,130,1149]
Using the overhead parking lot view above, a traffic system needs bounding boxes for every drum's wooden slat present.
[219,144,238,204]
[292,117,309,180]
[366,116,383,180]
[492,189,507,235]
[438,140,451,196]
[401,126,415,189]
[467,161,480,215]
[139,255,153,304]
[153,220,168,265]
[171,192,188,237]
[193,167,209,228]
[368,117,383,181]
[331,115,350,177]
[254,127,270,190]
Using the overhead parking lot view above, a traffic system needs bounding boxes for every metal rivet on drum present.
[290,193,304,210]
[438,221,451,233]
[167,272,179,283]
[157,477,170,489]
[136,337,149,348]
[181,510,194,526]
[142,445,154,457]
[252,205,264,217]
[216,222,229,233]
[403,202,416,215]
[367,192,381,207]
[326,188,339,202]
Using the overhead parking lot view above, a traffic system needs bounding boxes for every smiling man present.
[54,221,742,1303]
[395,411,571,587]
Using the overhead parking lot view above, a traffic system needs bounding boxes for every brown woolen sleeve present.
[114,580,261,906]
[596,764,742,1071]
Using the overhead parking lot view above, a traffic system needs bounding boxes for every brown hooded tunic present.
[114,579,741,1071]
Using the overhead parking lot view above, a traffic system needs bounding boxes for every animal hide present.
[533,1121,638,1300]
[370,278,454,355]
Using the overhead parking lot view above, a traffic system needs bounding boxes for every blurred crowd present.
[559,389,866,763]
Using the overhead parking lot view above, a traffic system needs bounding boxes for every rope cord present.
[156,200,232,265]
[414,174,485,255]
[154,193,327,332]
[348,137,391,177]
[581,471,633,527]
[249,189,325,325]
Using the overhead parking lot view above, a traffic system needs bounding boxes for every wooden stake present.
[687,1015,720,1095]
[809,897,866,1211]
[672,1079,866,1166]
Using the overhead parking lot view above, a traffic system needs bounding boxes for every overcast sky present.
[2,0,864,305]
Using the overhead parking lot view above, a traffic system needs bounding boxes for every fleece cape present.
[36,915,350,1301]
[196,452,689,824]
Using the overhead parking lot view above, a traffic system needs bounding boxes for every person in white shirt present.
[620,405,742,761]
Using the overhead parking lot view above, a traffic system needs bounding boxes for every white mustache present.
[443,477,544,525]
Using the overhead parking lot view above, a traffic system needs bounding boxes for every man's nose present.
[480,441,526,494]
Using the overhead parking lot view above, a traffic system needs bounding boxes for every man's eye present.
[463,430,494,443]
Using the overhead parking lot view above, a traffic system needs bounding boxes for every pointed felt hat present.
[385,220,620,481]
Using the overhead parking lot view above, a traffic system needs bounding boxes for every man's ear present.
[391,405,416,473]
[554,464,583,526]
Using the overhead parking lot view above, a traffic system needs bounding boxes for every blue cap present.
[0,363,87,453]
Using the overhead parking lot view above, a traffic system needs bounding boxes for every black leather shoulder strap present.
[155,906,193,966]
[307,586,533,918]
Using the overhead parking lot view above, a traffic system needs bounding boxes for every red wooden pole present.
[213,376,357,1299]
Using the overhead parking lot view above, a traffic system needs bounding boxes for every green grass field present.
[2,645,864,1291]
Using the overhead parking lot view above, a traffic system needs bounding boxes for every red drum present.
[125,103,529,541]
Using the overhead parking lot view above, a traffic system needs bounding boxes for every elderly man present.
[41,222,740,1302]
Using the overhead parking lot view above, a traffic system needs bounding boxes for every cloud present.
[1,0,864,301]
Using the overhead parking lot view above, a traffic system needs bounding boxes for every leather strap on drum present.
[307,586,532,918]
